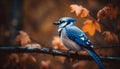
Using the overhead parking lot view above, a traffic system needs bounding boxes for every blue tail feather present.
[86,48,106,69]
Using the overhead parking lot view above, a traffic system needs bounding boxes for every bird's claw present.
[75,51,79,55]
[66,49,72,57]
[64,49,72,63]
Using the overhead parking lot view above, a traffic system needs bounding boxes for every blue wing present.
[65,26,106,69]
[65,26,92,47]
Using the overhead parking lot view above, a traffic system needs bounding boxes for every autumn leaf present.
[103,31,119,43]
[110,7,118,19]
[20,54,29,62]
[40,60,51,69]
[70,4,82,16]
[70,4,89,18]
[57,56,66,63]
[80,7,89,18]
[30,55,37,63]
[97,6,109,21]
[97,4,118,21]
[82,19,101,36]
[73,60,87,69]
[94,22,101,32]
[8,53,19,63]
[16,30,31,46]
[20,53,37,64]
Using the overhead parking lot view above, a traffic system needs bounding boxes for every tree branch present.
[94,45,120,49]
[0,46,120,62]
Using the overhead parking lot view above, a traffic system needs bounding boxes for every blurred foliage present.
[0,0,120,69]
[70,4,89,18]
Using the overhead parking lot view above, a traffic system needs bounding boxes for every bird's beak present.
[53,21,60,25]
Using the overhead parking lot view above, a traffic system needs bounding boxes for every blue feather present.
[65,25,90,47]
[86,48,106,69]
[65,25,106,69]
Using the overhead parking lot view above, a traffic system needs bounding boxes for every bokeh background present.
[0,0,120,69]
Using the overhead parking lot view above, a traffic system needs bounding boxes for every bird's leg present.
[65,49,72,63]
[75,51,79,55]
[66,49,72,57]
[71,51,79,62]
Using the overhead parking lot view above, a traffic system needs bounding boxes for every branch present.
[0,46,120,62]
[94,45,120,49]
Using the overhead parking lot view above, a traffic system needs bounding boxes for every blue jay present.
[53,17,106,69]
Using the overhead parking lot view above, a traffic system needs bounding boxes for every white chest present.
[60,29,82,51]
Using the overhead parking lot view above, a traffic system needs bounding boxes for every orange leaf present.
[73,60,87,69]
[82,24,95,36]
[70,4,82,16]
[80,8,89,18]
[97,6,109,20]
[83,19,93,25]
[94,22,101,32]
[16,30,31,46]
[88,25,96,36]
[8,53,19,63]
[103,31,119,43]
[41,60,51,69]
[82,19,101,36]
[109,6,118,19]
[82,24,89,33]
[70,4,89,18]
[97,4,119,20]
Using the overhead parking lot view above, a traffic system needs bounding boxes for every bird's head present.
[53,17,76,28]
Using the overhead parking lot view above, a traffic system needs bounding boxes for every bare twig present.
[94,45,120,49]
[0,46,120,62]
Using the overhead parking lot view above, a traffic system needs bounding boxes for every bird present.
[53,17,106,69]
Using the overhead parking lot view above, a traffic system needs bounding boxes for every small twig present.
[0,46,120,62]
[94,45,120,49]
